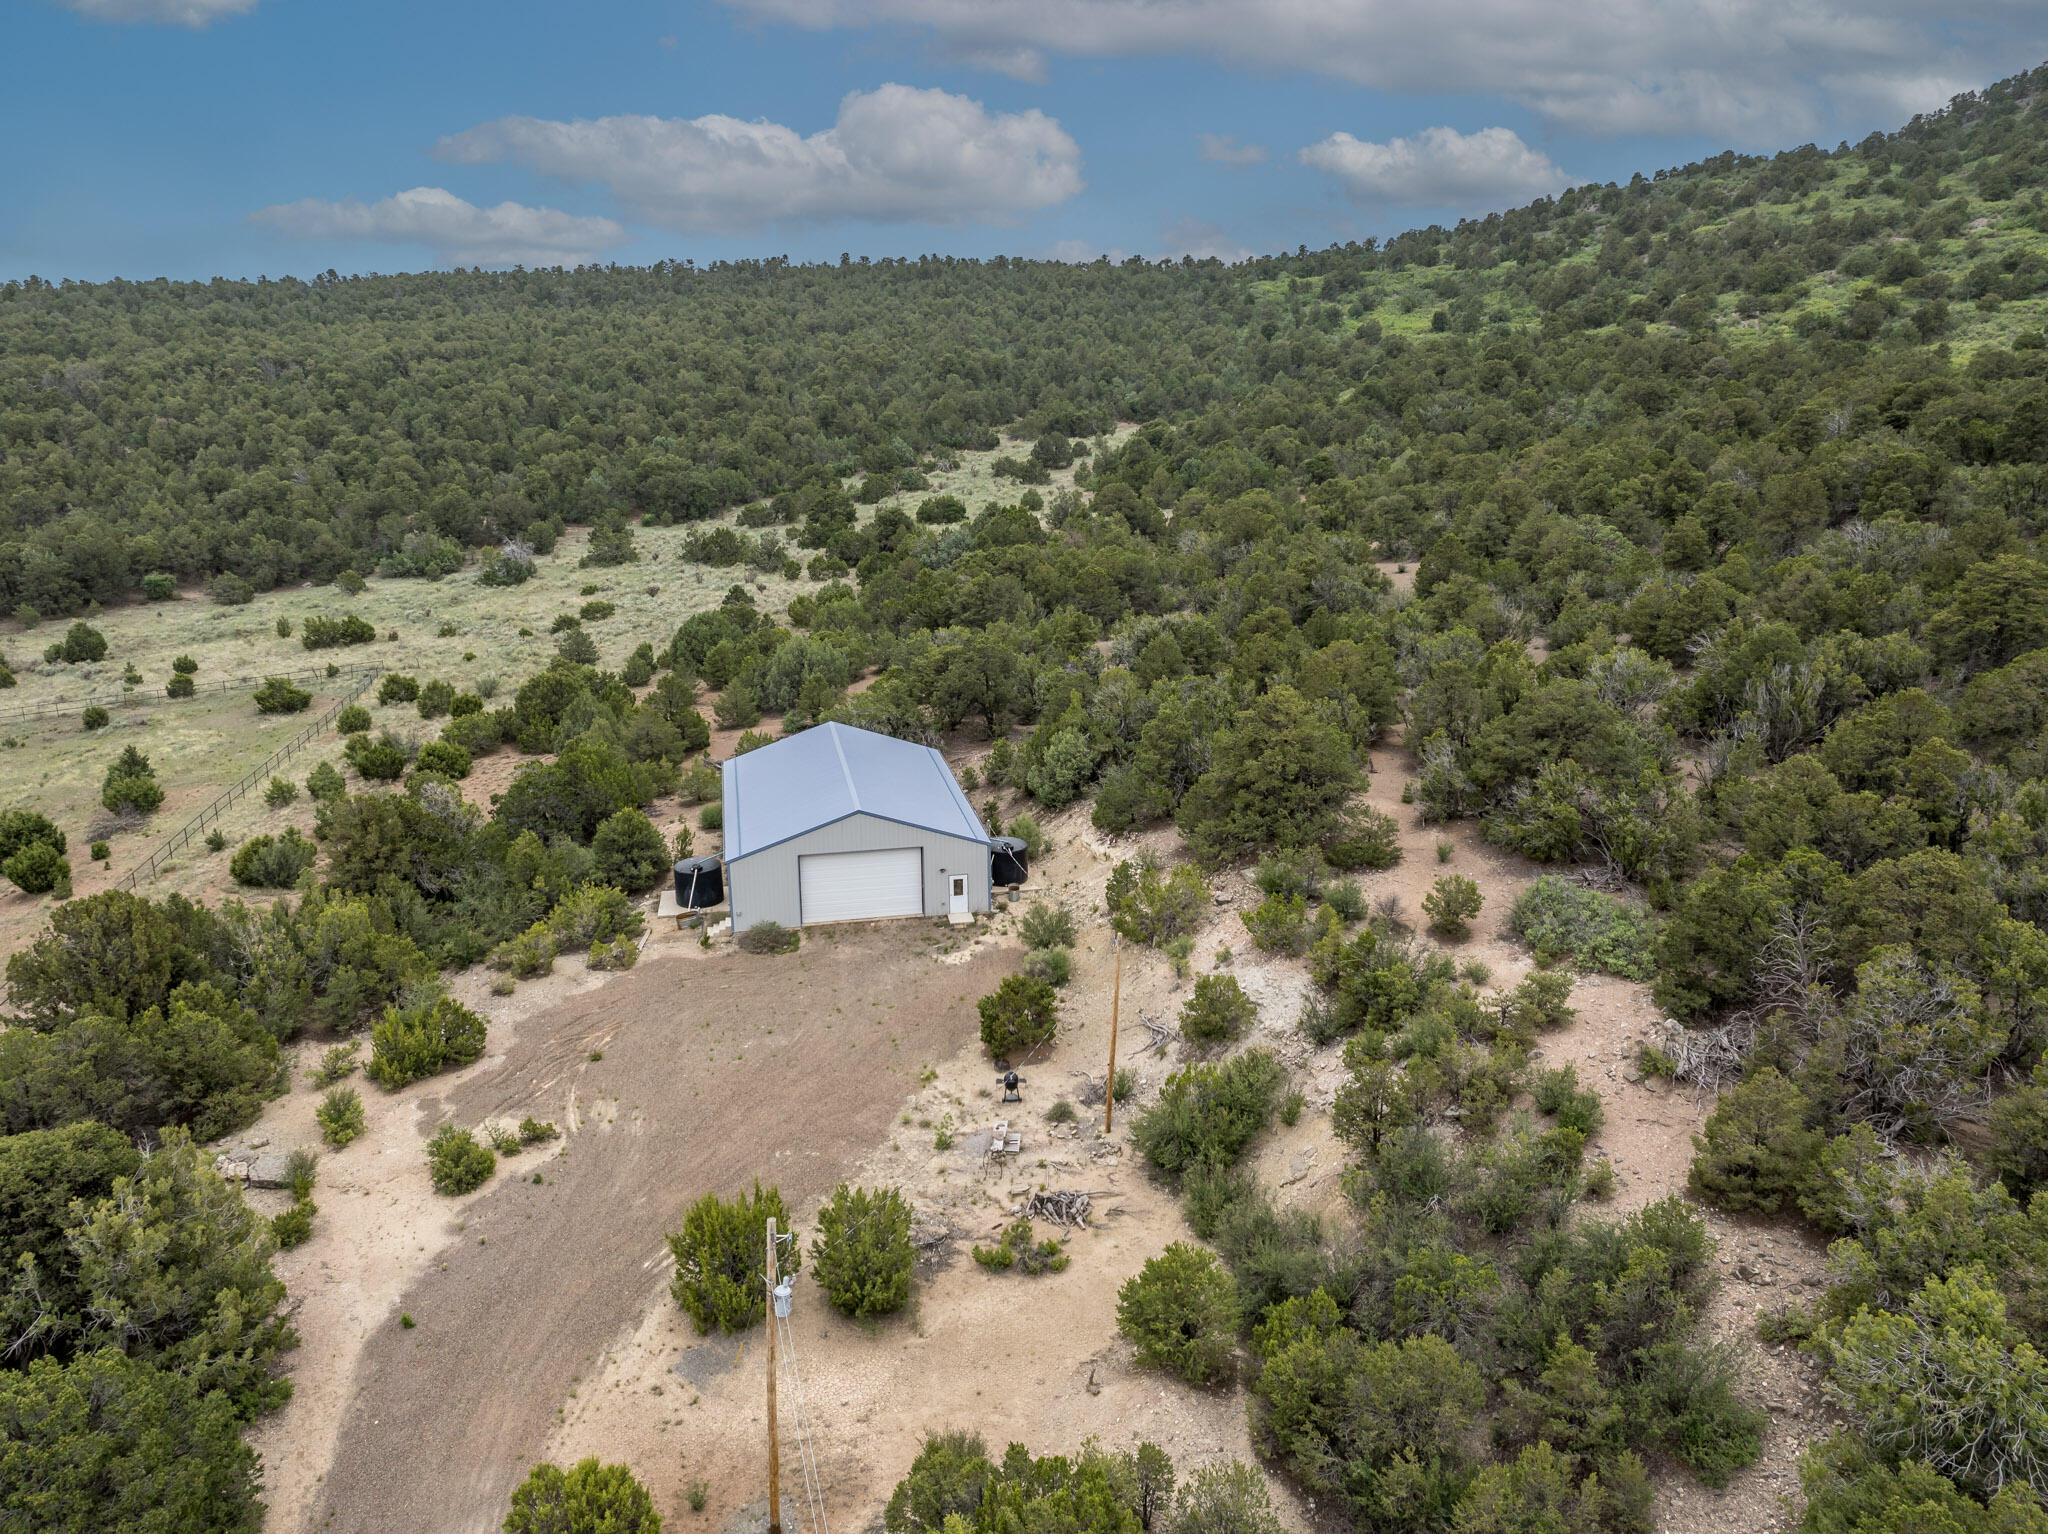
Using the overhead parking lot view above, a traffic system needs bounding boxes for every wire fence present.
[0,664,383,729]
[116,667,383,893]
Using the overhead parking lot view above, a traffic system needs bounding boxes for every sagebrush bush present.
[669,1181,794,1334]
[810,1183,914,1318]
[1117,1242,1239,1384]
[1018,901,1076,950]
[1506,876,1658,979]
[737,919,800,955]
[426,1124,494,1194]
[1179,974,1256,1045]
[1020,946,1072,987]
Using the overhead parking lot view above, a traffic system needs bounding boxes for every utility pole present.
[1103,933,1123,1134]
[766,1217,781,1534]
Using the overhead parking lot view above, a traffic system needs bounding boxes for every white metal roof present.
[720,722,989,861]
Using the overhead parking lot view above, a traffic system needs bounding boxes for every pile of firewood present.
[1025,1190,1092,1228]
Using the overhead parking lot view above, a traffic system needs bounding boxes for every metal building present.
[720,722,991,931]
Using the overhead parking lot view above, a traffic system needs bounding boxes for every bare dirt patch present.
[281,920,1017,1534]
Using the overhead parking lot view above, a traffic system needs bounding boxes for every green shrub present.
[335,704,371,734]
[45,621,108,664]
[1494,970,1576,1040]
[505,1459,662,1534]
[305,760,346,800]
[1991,1063,2048,1197]
[89,839,109,861]
[378,674,419,704]
[1179,973,1256,1045]
[668,1181,794,1334]
[1423,873,1483,939]
[737,919,800,955]
[1107,857,1210,946]
[1243,892,1310,955]
[519,1117,559,1144]
[490,922,556,977]
[1020,947,1072,987]
[972,1219,1068,1274]
[301,614,377,649]
[142,572,178,600]
[1133,1050,1284,1176]
[81,705,110,731]
[311,1041,359,1085]
[1688,1067,1821,1213]
[272,1200,316,1249]
[699,803,723,831]
[412,739,472,779]
[276,617,293,638]
[1018,901,1076,950]
[679,761,721,803]
[426,1124,495,1194]
[1117,1242,1238,1383]
[810,1183,915,1318]
[366,995,489,1089]
[1506,876,1658,979]
[230,828,317,888]
[344,731,408,780]
[1533,1064,1605,1137]
[1007,812,1048,861]
[1323,805,1404,870]
[978,974,1059,1057]
[3,840,70,896]
[210,572,255,605]
[170,653,198,674]
[416,678,456,718]
[254,676,312,714]
[165,672,196,698]
[1323,880,1366,922]
[317,1086,367,1147]
[592,807,668,891]
[263,775,298,808]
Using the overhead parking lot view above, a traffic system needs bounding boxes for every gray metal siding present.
[727,812,991,930]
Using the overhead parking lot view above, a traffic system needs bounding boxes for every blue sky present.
[6,0,2046,281]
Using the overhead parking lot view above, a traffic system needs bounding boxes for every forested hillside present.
[8,58,2048,1534]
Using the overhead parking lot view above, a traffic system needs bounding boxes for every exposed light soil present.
[255,919,1017,1534]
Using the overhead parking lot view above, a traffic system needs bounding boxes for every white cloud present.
[1197,133,1267,168]
[248,188,628,268]
[717,0,2047,142]
[54,0,258,24]
[435,84,1083,234]
[1301,125,1567,208]
[1157,217,1255,264]
[1041,239,1129,263]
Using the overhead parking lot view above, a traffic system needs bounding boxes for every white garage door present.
[799,847,924,924]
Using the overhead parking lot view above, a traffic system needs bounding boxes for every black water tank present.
[673,856,725,908]
[990,836,1028,888]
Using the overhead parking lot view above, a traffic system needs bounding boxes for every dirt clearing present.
[261,921,1016,1534]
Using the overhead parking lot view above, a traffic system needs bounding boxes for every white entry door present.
[798,848,924,924]
[949,875,969,916]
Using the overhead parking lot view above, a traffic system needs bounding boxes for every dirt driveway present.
[309,922,1016,1534]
